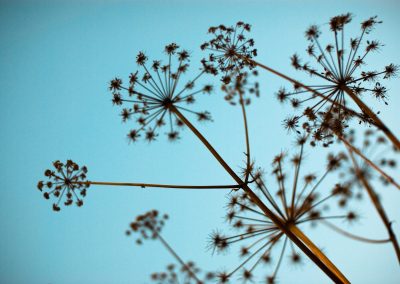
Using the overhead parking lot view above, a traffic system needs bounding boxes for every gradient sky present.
[1,0,399,283]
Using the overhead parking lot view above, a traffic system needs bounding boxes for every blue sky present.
[1,0,399,283]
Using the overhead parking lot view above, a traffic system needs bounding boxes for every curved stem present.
[342,86,400,150]
[345,146,400,263]
[156,232,202,284]
[321,220,390,244]
[169,105,349,284]
[74,181,240,190]
[239,92,252,183]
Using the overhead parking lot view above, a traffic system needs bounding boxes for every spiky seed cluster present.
[37,160,89,212]
[201,21,257,84]
[221,70,260,106]
[109,43,214,143]
[150,263,215,284]
[277,13,398,146]
[126,210,169,245]
[209,136,357,282]
[329,129,398,206]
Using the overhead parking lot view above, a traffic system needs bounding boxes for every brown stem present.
[345,146,400,263]
[169,105,350,284]
[238,55,400,191]
[337,136,400,190]
[321,220,390,244]
[239,92,251,183]
[74,181,240,190]
[237,54,373,126]
[156,232,202,284]
[342,86,400,150]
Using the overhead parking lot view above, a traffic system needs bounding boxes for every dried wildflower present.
[150,262,215,284]
[221,70,260,106]
[277,14,398,145]
[126,210,168,245]
[208,135,363,282]
[37,160,89,211]
[201,21,257,83]
[109,43,214,143]
[330,129,398,206]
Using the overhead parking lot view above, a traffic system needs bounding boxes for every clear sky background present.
[1,0,399,283]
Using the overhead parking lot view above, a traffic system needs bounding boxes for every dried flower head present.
[277,14,398,145]
[37,160,89,211]
[126,210,169,245]
[208,135,357,282]
[330,129,399,206]
[201,22,257,83]
[221,70,260,106]
[150,262,215,284]
[110,43,214,143]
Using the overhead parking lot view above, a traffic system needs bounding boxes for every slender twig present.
[169,104,349,284]
[238,92,252,183]
[74,181,240,190]
[342,86,400,150]
[345,145,400,263]
[155,232,202,284]
[321,220,390,244]
[337,136,400,190]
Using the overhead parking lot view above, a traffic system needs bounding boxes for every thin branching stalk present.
[321,220,391,244]
[338,136,400,190]
[74,181,240,190]
[155,231,202,284]
[238,55,400,190]
[342,86,400,150]
[345,145,400,263]
[169,104,350,284]
[239,92,252,183]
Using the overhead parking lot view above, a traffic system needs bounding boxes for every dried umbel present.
[276,13,398,145]
[330,129,398,206]
[221,70,260,106]
[150,263,215,284]
[109,43,214,143]
[37,160,89,211]
[126,210,168,245]
[208,136,359,283]
[201,22,257,84]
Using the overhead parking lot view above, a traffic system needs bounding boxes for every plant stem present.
[239,92,251,183]
[238,55,399,190]
[156,232,202,284]
[74,181,240,190]
[345,146,400,263]
[321,220,390,244]
[337,136,400,190]
[170,105,349,284]
[342,86,400,150]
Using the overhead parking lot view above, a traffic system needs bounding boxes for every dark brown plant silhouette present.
[329,129,400,262]
[109,43,214,143]
[126,210,209,284]
[277,14,399,147]
[201,22,257,84]
[37,160,89,211]
[208,135,387,283]
[150,263,215,284]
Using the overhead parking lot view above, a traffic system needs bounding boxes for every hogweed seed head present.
[277,14,398,145]
[109,43,214,143]
[37,160,89,212]
[201,21,257,83]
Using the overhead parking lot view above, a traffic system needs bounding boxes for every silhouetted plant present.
[126,210,214,284]
[37,160,89,211]
[109,43,214,143]
[329,128,400,262]
[208,135,387,283]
